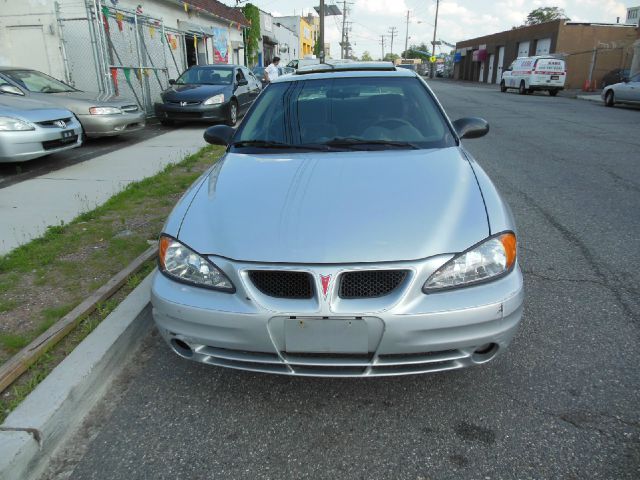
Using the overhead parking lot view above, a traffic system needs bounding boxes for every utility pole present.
[319,0,325,63]
[340,1,354,59]
[404,10,410,59]
[430,0,440,78]
[380,35,386,60]
[388,26,398,55]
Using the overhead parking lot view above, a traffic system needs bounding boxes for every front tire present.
[226,100,238,126]
[604,90,615,107]
[160,119,174,126]
[500,80,506,93]
[519,80,527,95]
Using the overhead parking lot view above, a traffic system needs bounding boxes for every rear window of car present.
[234,76,456,150]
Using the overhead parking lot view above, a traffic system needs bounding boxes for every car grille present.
[167,100,201,106]
[193,345,468,377]
[120,104,139,112]
[42,135,78,150]
[339,270,408,299]
[36,117,74,128]
[248,271,314,299]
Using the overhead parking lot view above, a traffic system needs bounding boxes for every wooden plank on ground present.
[0,245,158,394]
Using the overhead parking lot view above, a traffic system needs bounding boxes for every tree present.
[361,51,373,61]
[313,37,321,57]
[401,43,431,61]
[242,3,261,66]
[383,53,400,62]
[525,7,570,25]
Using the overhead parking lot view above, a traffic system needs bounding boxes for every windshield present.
[233,76,456,151]
[176,67,234,85]
[252,67,266,77]
[3,70,76,93]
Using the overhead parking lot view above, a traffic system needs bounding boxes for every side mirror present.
[0,85,24,96]
[203,125,234,146]
[168,79,176,85]
[237,78,248,86]
[452,117,489,139]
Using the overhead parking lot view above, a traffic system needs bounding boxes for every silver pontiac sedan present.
[152,63,524,377]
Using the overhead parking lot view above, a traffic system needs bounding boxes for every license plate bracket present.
[61,130,75,141]
[284,318,368,354]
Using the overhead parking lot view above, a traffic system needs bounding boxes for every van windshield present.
[232,76,456,152]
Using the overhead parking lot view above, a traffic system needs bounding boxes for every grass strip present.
[0,145,223,421]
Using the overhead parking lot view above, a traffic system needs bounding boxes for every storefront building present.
[454,20,637,89]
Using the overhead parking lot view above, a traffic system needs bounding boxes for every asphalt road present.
[0,121,172,190]
[47,81,640,480]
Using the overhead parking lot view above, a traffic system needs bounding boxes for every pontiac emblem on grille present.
[54,120,66,129]
[180,101,187,107]
[320,274,332,299]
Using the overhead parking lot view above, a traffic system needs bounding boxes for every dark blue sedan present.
[154,65,261,126]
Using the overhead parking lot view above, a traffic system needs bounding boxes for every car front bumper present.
[154,102,228,122]
[0,120,82,162]
[151,254,524,377]
[77,111,146,137]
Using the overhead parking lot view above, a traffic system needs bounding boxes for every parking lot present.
[45,81,640,480]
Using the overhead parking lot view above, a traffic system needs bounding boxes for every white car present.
[602,72,640,107]
[500,56,566,96]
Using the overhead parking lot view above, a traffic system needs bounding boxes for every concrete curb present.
[0,273,154,480]
[576,94,603,103]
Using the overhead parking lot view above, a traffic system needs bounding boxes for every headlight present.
[0,116,34,131]
[89,106,122,115]
[423,232,517,292]
[203,94,225,105]
[159,235,235,292]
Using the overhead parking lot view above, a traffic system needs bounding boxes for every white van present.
[500,56,566,96]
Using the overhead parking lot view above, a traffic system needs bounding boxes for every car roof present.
[273,62,417,83]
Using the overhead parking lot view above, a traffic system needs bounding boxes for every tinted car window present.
[235,76,456,149]
[176,67,234,85]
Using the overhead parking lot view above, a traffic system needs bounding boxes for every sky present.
[233,0,638,59]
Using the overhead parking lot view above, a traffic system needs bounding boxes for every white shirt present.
[265,63,279,81]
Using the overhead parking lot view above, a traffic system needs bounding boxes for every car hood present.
[0,96,74,122]
[27,91,139,113]
[177,147,490,264]
[162,84,229,102]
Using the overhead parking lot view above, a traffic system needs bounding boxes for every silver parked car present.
[0,94,82,162]
[151,63,524,377]
[602,71,640,107]
[0,67,145,138]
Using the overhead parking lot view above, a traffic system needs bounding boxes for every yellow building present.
[300,16,315,57]
[279,15,318,58]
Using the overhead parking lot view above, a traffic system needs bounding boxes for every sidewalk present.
[0,126,207,255]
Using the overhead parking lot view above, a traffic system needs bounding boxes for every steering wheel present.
[371,118,414,130]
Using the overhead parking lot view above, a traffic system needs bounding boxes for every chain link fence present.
[561,44,635,89]
[56,1,190,115]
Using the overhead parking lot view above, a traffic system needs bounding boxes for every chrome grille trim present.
[189,343,472,377]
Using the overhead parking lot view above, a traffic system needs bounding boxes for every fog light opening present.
[471,343,499,363]
[171,338,193,358]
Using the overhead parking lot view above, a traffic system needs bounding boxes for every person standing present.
[264,56,281,83]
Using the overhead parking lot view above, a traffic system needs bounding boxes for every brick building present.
[454,20,637,89]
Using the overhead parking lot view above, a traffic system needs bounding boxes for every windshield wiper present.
[322,137,420,150]
[231,140,330,151]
